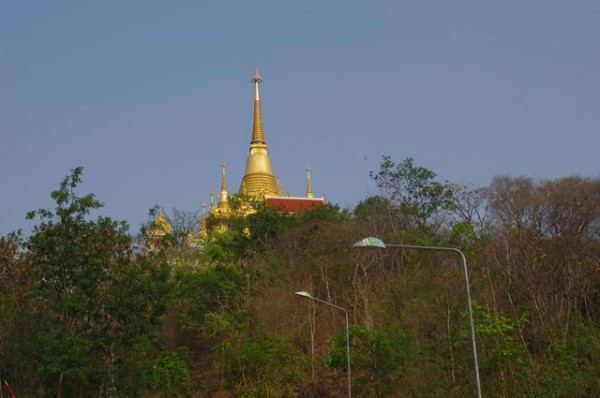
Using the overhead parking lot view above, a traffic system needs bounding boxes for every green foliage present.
[322,325,412,397]
[3,166,600,397]
[527,324,600,397]
[235,332,306,397]
[244,202,348,253]
[1,168,170,397]
[370,156,454,225]
[297,203,349,223]
[172,263,248,329]
[202,229,250,261]
[471,301,526,365]
[247,204,297,251]
[145,351,190,397]
[353,195,399,223]
[26,166,104,223]
[448,221,478,247]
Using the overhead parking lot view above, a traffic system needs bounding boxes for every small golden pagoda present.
[208,161,233,232]
[146,209,172,250]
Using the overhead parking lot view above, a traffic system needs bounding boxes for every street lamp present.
[295,291,352,398]
[353,237,482,398]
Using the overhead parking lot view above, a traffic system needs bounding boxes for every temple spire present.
[240,68,280,199]
[217,161,230,210]
[306,165,313,198]
[220,161,228,194]
[251,67,265,144]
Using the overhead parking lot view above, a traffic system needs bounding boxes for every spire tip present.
[252,67,262,83]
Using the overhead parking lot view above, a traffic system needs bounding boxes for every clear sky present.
[2,0,599,235]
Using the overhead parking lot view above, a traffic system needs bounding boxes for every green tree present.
[321,325,412,397]
[246,203,297,252]
[370,156,453,227]
[15,167,170,397]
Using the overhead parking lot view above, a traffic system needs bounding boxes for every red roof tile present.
[265,196,326,213]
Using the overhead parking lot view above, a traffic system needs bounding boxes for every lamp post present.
[295,291,352,398]
[353,237,482,398]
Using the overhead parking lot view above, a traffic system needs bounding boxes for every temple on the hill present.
[200,68,326,235]
[148,68,325,242]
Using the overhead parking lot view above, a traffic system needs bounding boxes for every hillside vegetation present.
[1,159,599,397]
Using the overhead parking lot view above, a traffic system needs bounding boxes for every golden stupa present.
[147,68,325,241]
[204,68,326,232]
[238,68,282,199]
[150,68,326,240]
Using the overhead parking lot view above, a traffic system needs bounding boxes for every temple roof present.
[265,196,326,213]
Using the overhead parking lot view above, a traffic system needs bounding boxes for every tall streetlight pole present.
[295,291,352,398]
[353,237,482,398]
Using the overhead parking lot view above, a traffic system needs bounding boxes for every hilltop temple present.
[149,68,325,242]
[203,68,326,232]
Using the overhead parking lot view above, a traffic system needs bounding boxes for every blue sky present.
[2,0,599,235]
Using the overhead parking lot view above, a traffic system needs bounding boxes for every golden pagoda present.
[239,68,281,199]
[204,68,325,233]
[144,68,327,249]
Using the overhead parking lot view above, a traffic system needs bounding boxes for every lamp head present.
[295,291,314,299]
[352,236,386,249]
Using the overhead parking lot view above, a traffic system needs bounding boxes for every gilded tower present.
[147,68,325,248]
[205,68,325,232]
[239,68,281,199]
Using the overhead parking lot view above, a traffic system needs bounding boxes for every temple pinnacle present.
[240,68,280,199]
[221,161,227,192]
[306,165,313,198]
[251,68,265,144]
[252,67,262,83]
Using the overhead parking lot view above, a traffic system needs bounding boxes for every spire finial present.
[252,67,262,83]
[216,162,230,211]
[251,68,265,143]
[221,161,227,192]
[306,165,313,198]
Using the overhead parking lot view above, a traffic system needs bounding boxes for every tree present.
[9,167,170,397]
[322,325,411,397]
[370,156,454,228]
[353,195,402,236]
